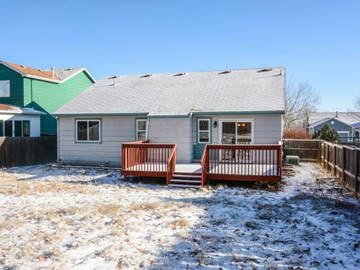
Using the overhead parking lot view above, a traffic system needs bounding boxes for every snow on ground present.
[0,163,359,270]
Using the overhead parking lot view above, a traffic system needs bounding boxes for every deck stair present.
[168,172,202,188]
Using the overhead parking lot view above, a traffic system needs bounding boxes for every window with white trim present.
[0,120,31,137]
[136,119,147,141]
[0,80,10,97]
[221,120,253,144]
[76,120,101,142]
[198,119,210,143]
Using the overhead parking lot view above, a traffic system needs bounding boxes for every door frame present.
[218,119,254,144]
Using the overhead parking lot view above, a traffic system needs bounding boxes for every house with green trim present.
[0,60,95,135]
[54,67,285,167]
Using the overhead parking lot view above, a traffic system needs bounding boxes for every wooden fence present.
[282,139,322,161]
[0,136,57,167]
[321,141,360,197]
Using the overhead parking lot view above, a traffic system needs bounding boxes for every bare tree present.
[284,81,320,129]
[354,96,360,119]
[355,96,360,111]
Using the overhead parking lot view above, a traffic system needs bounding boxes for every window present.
[236,122,252,144]
[5,120,12,137]
[14,121,22,136]
[23,120,30,137]
[198,119,210,143]
[221,120,253,144]
[337,131,349,143]
[136,119,147,141]
[0,80,10,97]
[76,120,101,142]
[0,120,30,137]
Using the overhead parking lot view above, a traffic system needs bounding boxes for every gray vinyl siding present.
[58,114,282,167]
[192,114,283,144]
[148,117,192,163]
[58,116,136,167]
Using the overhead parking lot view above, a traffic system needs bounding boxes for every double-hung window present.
[198,119,210,143]
[76,120,101,142]
[136,119,147,141]
[0,80,10,97]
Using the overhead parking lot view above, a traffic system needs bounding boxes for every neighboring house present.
[0,60,95,135]
[54,67,285,167]
[308,112,360,142]
[0,103,44,137]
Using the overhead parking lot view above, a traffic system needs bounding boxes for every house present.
[0,103,44,137]
[54,67,285,169]
[0,60,95,135]
[308,112,360,142]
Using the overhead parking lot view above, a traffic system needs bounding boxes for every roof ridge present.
[105,66,285,79]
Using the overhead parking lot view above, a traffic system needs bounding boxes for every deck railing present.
[202,144,282,182]
[201,145,209,186]
[122,141,177,178]
[166,146,177,185]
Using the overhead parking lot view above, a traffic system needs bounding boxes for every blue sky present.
[1,0,359,111]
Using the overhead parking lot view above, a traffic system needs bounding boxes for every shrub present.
[313,124,339,142]
[283,128,311,139]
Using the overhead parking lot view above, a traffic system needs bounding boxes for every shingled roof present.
[55,67,285,116]
[0,60,95,83]
[309,112,360,127]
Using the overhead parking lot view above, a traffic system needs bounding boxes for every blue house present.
[308,112,360,142]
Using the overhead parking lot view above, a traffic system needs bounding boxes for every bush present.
[313,124,339,142]
[283,128,311,139]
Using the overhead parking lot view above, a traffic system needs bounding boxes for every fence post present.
[356,148,360,198]
[326,143,329,170]
[342,147,346,182]
[333,144,336,176]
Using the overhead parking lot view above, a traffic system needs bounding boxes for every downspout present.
[56,116,60,163]
[189,112,193,162]
[30,79,33,107]
[146,114,150,141]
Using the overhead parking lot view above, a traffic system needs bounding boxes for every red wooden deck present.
[122,141,282,187]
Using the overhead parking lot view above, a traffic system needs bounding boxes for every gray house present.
[308,112,360,141]
[54,67,285,167]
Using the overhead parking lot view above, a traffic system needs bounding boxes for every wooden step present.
[172,174,201,179]
[171,179,201,184]
[168,183,201,188]
[174,171,201,176]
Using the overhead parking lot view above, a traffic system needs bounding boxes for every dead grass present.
[0,176,98,196]
[131,201,162,211]
[98,204,124,217]
[168,218,190,229]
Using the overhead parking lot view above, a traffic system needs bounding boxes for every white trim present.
[59,68,96,83]
[197,119,210,144]
[136,119,148,141]
[75,119,101,143]
[218,119,254,144]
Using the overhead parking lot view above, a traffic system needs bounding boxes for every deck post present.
[277,144,282,179]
